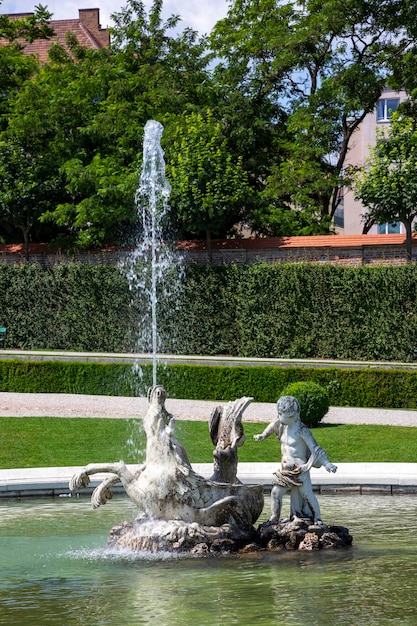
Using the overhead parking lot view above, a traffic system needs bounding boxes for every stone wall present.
[0,234,415,267]
[176,233,416,266]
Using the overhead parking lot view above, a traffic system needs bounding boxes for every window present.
[333,205,344,228]
[377,98,400,123]
[377,222,401,234]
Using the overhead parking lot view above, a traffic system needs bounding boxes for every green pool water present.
[0,493,416,626]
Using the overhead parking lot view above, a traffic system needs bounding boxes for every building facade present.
[341,87,408,235]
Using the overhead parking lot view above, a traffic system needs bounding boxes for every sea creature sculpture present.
[70,386,263,530]
[209,396,252,483]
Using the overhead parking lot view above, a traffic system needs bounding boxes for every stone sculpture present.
[254,395,337,523]
[251,395,351,552]
[209,396,252,483]
[70,385,264,553]
[69,388,351,554]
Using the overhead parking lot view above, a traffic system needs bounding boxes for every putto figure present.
[254,395,337,524]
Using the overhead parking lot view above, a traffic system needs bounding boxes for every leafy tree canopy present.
[3,0,417,249]
[211,0,417,230]
[0,0,215,249]
[0,4,53,43]
[166,110,252,256]
[354,107,417,261]
[0,5,54,121]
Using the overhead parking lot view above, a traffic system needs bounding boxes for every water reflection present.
[0,494,416,625]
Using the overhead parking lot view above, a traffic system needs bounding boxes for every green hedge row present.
[1,262,417,361]
[175,264,417,362]
[2,360,417,409]
[0,264,132,352]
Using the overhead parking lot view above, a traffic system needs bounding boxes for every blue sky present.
[0,0,229,35]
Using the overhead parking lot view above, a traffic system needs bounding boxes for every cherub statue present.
[254,395,337,524]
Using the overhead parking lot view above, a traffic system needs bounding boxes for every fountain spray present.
[124,120,181,389]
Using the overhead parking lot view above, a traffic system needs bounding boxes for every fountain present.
[122,119,184,388]
[69,385,351,553]
[70,386,264,553]
[69,120,351,554]
[1,494,416,625]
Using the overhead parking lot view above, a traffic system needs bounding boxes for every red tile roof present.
[0,243,59,254]
[177,233,417,251]
[1,8,110,61]
[0,234,414,263]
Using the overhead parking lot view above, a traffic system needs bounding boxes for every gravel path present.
[1,392,417,426]
[0,392,269,421]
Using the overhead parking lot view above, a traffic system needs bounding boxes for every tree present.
[32,0,214,248]
[211,0,417,231]
[354,111,417,262]
[0,5,54,120]
[0,42,130,250]
[0,5,54,138]
[0,0,215,250]
[108,0,214,127]
[0,4,53,44]
[0,6,58,252]
[166,110,252,260]
[0,139,60,259]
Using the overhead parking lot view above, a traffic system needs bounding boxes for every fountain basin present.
[2,463,417,498]
[1,494,416,626]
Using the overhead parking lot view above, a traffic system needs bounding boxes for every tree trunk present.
[404,219,413,263]
[362,217,375,234]
[206,229,213,264]
[21,227,31,263]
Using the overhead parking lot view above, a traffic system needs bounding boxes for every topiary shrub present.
[279,381,329,427]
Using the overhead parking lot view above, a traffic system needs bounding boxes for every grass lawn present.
[1,417,417,468]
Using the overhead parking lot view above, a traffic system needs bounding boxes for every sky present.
[0,0,230,35]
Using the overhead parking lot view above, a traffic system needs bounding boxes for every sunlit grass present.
[1,417,417,469]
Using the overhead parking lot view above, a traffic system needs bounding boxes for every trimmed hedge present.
[233,263,417,361]
[279,381,330,427]
[0,264,132,352]
[1,262,417,361]
[2,360,417,409]
[0,361,135,395]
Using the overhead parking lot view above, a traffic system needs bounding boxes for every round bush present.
[279,381,329,428]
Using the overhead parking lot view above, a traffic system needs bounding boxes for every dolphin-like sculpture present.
[70,386,263,530]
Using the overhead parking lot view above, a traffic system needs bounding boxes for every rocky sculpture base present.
[108,518,258,555]
[108,516,352,555]
[257,517,353,552]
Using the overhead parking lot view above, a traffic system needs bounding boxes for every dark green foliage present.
[0,360,134,395]
[0,263,132,352]
[161,363,417,407]
[159,364,417,409]
[155,364,305,401]
[279,381,330,427]
[354,112,417,262]
[0,1,216,250]
[236,263,417,361]
[2,360,417,410]
[1,261,417,363]
[169,264,242,356]
[210,0,417,227]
